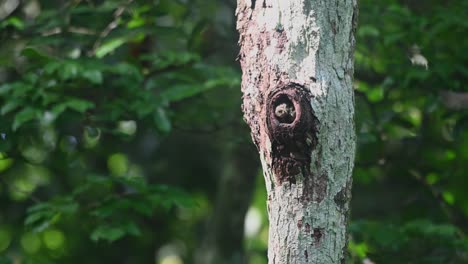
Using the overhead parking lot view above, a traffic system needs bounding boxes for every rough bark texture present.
[236,0,357,263]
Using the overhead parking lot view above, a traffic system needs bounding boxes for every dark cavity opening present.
[273,95,296,124]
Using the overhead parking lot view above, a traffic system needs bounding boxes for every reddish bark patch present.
[312,228,324,247]
[273,30,288,53]
[238,27,272,148]
[313,173,328,203]
[265,84,318,185]
[302,172,328,203]
[297,219,303,229]
[237,2,322,195]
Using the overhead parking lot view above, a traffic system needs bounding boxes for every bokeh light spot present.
[107,153,129,176]
[43,229,65,250]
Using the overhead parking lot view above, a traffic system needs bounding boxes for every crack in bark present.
[312,228,324,247]
[334,186,347,211]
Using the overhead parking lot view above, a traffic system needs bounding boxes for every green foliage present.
[0,0,238,262]
[351,0,468,263]
[0,256,13,264]
[350,220,468,263]
[0,0,467,263]
[25,197,79,232]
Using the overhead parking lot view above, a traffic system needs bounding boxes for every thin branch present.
[440,90,468,110]
[68,26,97,35]
[41,27,62,36]
[89,0,134,56]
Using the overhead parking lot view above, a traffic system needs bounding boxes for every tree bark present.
[440,90,468,110]
[236,0,357,263]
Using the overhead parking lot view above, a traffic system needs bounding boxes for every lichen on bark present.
[236,0,358,263]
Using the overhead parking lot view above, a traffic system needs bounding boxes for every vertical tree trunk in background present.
[236,0,357,263]
[195,142,258,264]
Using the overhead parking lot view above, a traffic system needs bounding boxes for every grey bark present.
[236,0,357,263]
[440,90,468,110]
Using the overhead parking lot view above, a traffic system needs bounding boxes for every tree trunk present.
[236,0,358,263]
[195,141,258,264]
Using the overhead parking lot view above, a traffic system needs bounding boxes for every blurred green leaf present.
[20,47,52,64]
[90,221,141,242]
[442,191,455,205]
[13,107,38,131]
[90,225,126,242]
[349,241,369,259]
[154,107,171,133]
[95,38,127,58]
[82,70,103,84]
[59,62,80,80]
[64,99,95,113]
[1,101,20,115]
[0,256,13,264]
[358,25,380,37]
[1,16,25,30]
